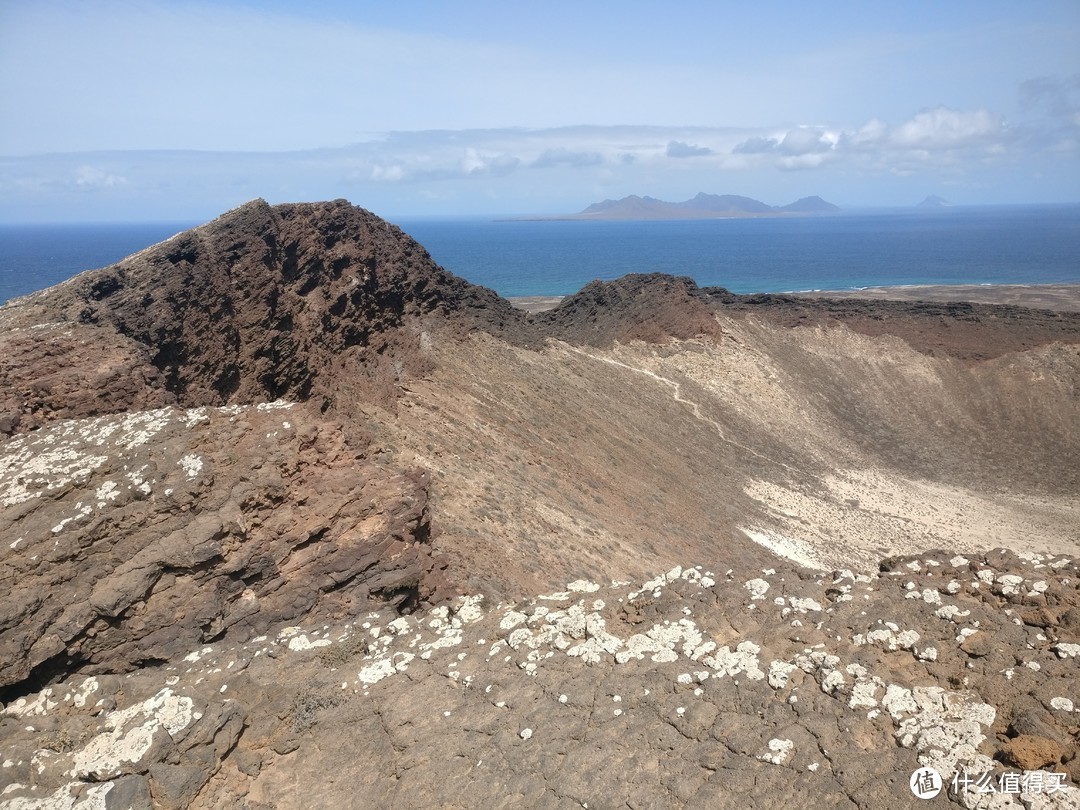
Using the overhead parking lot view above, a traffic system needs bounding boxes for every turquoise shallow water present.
[1,205,1078,305]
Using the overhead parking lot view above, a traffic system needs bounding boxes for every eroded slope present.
[384,312,1078,595]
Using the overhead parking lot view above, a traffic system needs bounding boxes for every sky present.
[1,0,1079,221]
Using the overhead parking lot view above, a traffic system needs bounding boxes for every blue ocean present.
[1,206,1078,306]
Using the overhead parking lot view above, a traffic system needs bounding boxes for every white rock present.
[758,738,794,765]
[287,634,331,652]
[1050,697,1074,713]
[499,611,528,631]
[71,689,196,780]
[744,579,770,601]
[849,680,879,709]
[768,661,796,689]
[566,579,600,593]
[177,453,203,479]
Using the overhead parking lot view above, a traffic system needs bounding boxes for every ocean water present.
[400,205,1080,297]
[1,206,1078,306]
[0,222,198,306]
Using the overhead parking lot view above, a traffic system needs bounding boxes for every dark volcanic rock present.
[0,322,174,437]
[705,289,1080,363]
[535,273,725,346]
[0,199,531,431]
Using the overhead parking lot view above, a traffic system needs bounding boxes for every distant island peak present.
[523,192,841,221]
[917,195,951,208]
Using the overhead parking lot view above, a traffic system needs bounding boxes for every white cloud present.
[847,118,888,147]
[666,141,713,158]
[724,107,1024,172]
[890,107,1003,149]
[461,148,486,175]
[371,164,405,183]
[1,106,1076,220]
[74,166,126,189]
[779,127,839,156]
[531,148,604,169]
[776,153,831,171]
[733,136,779,155]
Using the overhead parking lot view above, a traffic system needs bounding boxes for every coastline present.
[510,282,1080,313]
[788,282,1080,312]
[507,295,566,312]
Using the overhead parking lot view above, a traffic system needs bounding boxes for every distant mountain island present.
[917,195,951,208]
[520,192,840,221]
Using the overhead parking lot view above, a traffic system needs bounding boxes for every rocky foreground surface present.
[2,549,1079,808]
[0,199,1078,807]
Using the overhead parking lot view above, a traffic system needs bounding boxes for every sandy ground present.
[608,325,1080,571]
[508,295,565,312]
[742,469,1080,573]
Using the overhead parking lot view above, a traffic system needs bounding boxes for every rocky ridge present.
[0,199,531,435]
[0,199,1078,807]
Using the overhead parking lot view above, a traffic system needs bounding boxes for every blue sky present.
[1,0,1078,220]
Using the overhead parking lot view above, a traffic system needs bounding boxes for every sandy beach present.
[507,295,566,312]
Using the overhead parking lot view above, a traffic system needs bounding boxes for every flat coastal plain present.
[511,283,1080,313]
[791,282,1080,312]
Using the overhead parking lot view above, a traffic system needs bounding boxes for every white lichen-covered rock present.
[893,689,997,778]
[853,625,920,651]
[2,551,1078,809]
[702,641,765,681]
[768,660,797,690]
[71,689,197,781]
[758,738,794,765]
[744,578,771,601]
[1053,643,1080,659]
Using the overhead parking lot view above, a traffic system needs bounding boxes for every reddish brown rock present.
[0,403,448,695]
[708,289,1080,363]
[533,273,725,346]
[999,735,1066,770]
[0,322,173,436]
[1021,607,1059,628]
[960,631,995,658]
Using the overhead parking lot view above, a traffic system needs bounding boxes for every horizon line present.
[3,199,1080,227]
